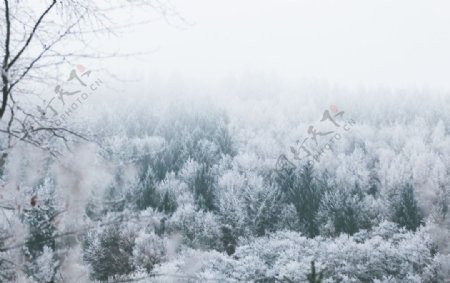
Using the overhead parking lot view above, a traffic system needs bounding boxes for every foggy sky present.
[106,0,450,92]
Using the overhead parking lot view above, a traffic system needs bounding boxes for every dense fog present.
[1,1,450,282]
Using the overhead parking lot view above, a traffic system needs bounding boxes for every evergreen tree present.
[159,191,177,214]
[318,184,370,236]
[278,164,325,237]
[83,224,136,281]
[392,184,423,231]
[22,192,59,282]
[220,225,236,255]
[0,227,16,282]
[307,261,325,283]
[0,152,7,178]
[135,167,159,210]
[191,165,216,211]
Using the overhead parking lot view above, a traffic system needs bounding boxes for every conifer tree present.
[392,184,423,231]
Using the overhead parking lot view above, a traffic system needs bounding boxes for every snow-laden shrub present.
[152,222,439,282]
[132,231,166,272]
[32,246,59,283]
[166,204,222,250]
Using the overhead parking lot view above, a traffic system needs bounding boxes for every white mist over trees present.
[1,0,450,282]
[0,82,449,282]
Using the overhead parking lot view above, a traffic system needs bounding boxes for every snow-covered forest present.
[1,0,450,282]
[1,85,449,282]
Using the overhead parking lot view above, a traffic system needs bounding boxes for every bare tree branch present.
[9,17,83,92]
[0,0,11,120]
[7,0,57,69]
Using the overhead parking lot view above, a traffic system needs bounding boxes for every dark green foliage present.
[22,195,58,282]
[278,164,325,238]
[151,143,186,182]
[124,159,160,211]
[0,227,16,282]
[437,184,448,221]
[244,187,284,237]
[0,152,7,177]
[135,169,159,211]
[97,167,131,215]
[255,278,279,283]
[213,123,235,157]
[150,110,235,182]
[136,183,158,210]
[392,184,423,231]
[368,172,380,196]
[191,165,216,211]
[328,199,359,235]
[159,191,177,214]
[83,225,136,281]
[23,204,57,258]
[220,226,236,255]
[157,217,167,236]
[319,184,371,236]
[307,261,325,283]
[366,158,380,196]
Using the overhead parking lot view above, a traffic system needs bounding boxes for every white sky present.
[112,0,450,91]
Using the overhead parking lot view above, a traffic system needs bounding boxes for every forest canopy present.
[0,84,449,282]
